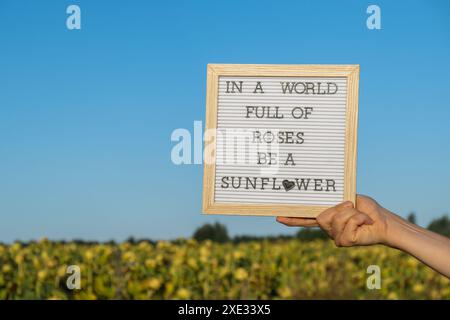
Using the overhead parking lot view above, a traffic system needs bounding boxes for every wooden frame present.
[202,64,359,217]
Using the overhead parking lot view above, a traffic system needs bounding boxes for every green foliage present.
[296,227,328,241]
[193,222,230,243]
[407,212,417,224]
[427,215,450,238]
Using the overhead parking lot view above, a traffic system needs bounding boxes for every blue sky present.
[0,0,449,242]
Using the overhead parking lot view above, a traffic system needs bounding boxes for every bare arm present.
[386,212,450,277]
[277,195,450,278]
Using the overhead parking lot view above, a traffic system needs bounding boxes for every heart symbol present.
[282,179,295,192]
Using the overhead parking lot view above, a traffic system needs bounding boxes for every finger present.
[276,216,319,227]
[338,213,374,246]
[330,208,360,239]
[316,201,354,233]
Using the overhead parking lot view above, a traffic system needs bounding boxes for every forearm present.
[386,212,450,278]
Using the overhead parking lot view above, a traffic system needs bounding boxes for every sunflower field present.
[0,238,448,300]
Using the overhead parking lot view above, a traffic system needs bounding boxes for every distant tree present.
[407,212,417,224]
[106,240,117,246]
[193,222,230,243]
[232,235,261,243]
[296,227,328,241]
[126,236,136,244]
[427,215,450,238]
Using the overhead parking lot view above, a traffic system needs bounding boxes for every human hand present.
[277,195,450,277]
[277,195,391,247]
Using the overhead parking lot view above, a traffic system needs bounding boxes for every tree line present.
[192,213,450,243]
